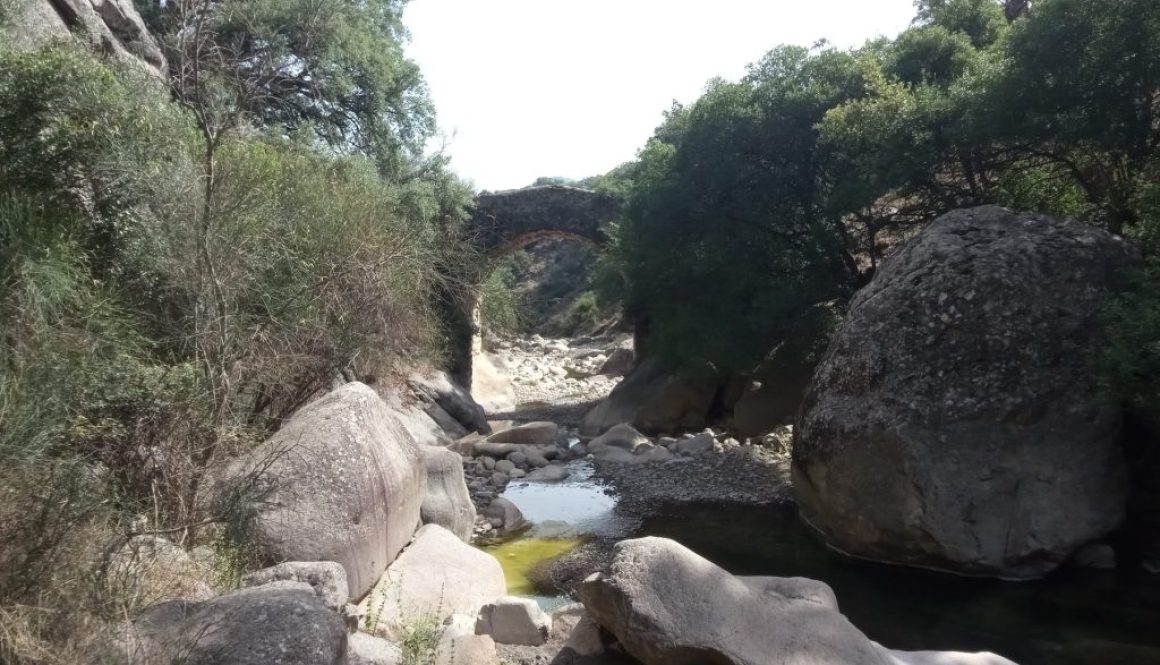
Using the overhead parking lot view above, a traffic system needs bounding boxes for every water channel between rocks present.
[482,460,1160,665]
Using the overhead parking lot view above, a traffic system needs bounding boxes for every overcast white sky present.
[403,0,918,191]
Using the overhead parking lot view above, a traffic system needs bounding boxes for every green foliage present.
[0,33,471,660]
[914,0,1008,48]
[401,615,443,665]
[479,261,526,335]
[153,0,433,176]
[615,45,866,372]
[595,0,1160,385]
[889,26,979,87]
[978,0,1160,231]
[529,176,578,187]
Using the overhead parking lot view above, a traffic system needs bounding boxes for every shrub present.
[0,39,472,664]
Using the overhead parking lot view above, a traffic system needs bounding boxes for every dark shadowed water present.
[495,464,1160,664]
[637,502,1160,665]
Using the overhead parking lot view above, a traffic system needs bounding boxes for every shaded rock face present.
[579,537,889,665]
[581,357,722,436]
[732,301,842,438]
[794,206,1136,579]
[125,583,346,665]
[217,382,425,599]
[410,370,491,435]
[4,0,166,76]
[420,446,477,541]
[599,346,635,376]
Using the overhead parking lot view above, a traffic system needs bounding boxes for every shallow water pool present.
[638,501,1160,665]
[484,463,1160,664]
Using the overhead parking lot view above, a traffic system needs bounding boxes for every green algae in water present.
[483,537,581,595]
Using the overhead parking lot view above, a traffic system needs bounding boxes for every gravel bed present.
[593,445,793,515]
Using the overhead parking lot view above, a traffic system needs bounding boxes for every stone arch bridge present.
[471,185,616,257]
[449,185,620,386]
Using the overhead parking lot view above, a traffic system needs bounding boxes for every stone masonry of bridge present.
[448,185,620,387]
[470,185,617,258]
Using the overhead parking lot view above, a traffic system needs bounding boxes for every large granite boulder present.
[794,206,1135,579]
[579,537,889,665]
[475,596,551,646]
[348,632,403,665]
[215,382,425,599]
[3,0,166,76]
[420,446,476,542]
[125,583,346,665]
[358,525,505,640]
[581,357,723,436]
[485,421,558,445]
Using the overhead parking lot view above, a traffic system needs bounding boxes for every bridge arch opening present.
[449,186,620,392]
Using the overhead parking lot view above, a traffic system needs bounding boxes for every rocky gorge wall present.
[3,0,166,77]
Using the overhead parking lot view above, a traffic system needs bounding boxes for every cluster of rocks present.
[123,527,608,665]
[114,376,614,665]
[486,334,632,422]
[452,421,579,519]
[457,415,794,536]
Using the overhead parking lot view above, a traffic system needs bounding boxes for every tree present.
[980,0,1160,233]
[616,45,868,373]
[914,0,1008,48]
[154,0,434,176]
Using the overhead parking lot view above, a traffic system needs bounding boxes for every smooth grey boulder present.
[553,605,604,657]
[215,382,425,599]
[794,206,1135,579]
[347,632,403,665]
[420,447,477,542]
[125,583,346,665]
[436,614,499,665]
[579,537,889,665]
[588,423,651,452]
[475,596,551,646]
[242,561,348,611]
[358,525,505,640]
[486,421,558,445]
[482,497,526,533]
